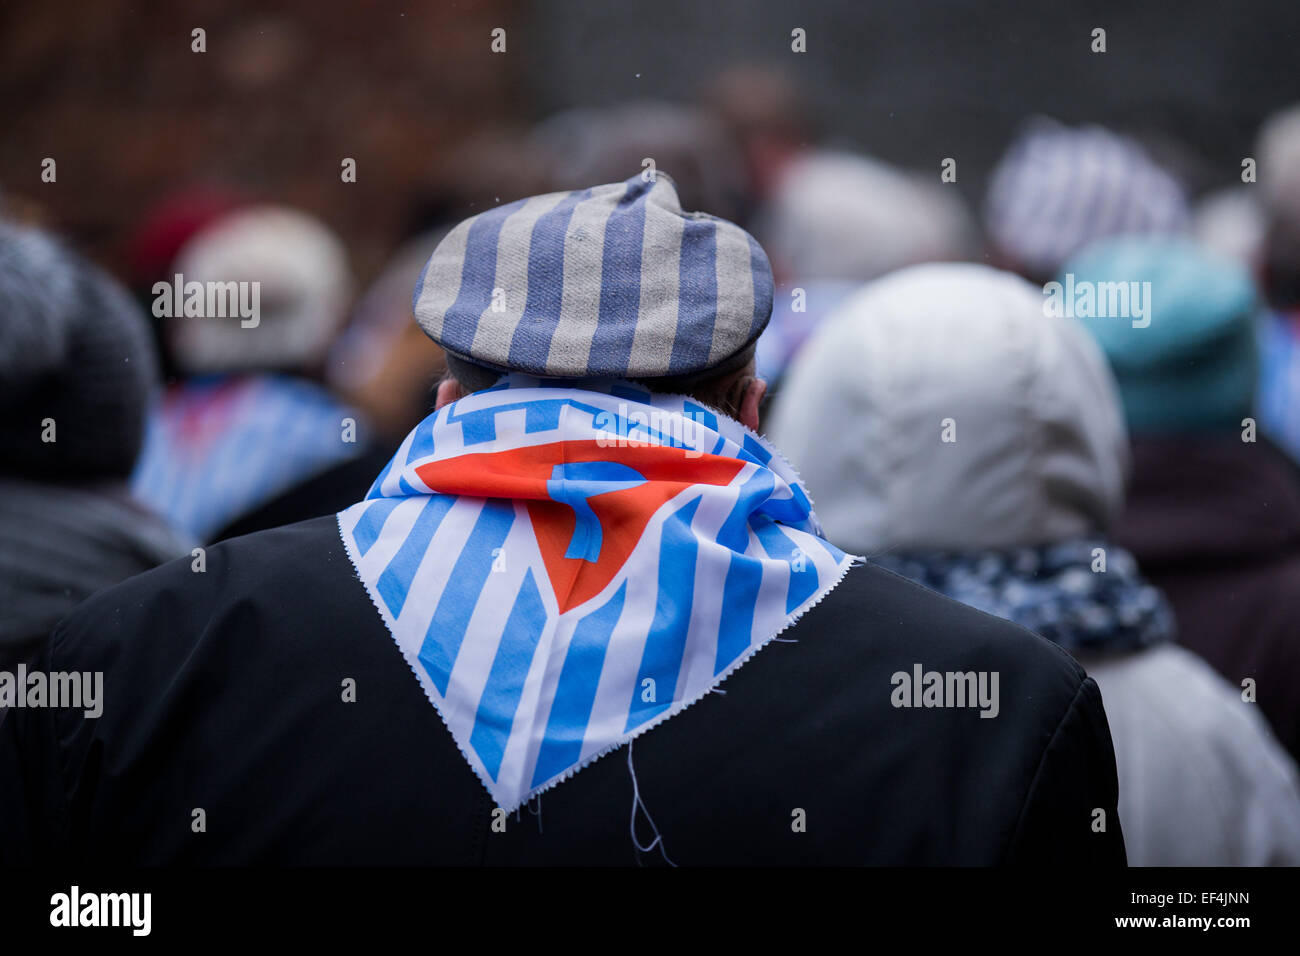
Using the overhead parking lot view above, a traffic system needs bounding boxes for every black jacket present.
[0,516,1125,865]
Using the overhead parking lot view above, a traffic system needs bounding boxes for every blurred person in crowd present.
[130,205,364,542]
[769,263,1300,865]
[531,101,751,226]
[325,229,449,445]
[1193,186,1266,270]
[1063,236,1300,763]
[752,149,977,385]
[985,117,1190,285]
[123,186,250,294]
[704,64,815,206]
[0,222,190,670]
[429,126,554,222]
[0,175,1124,865]
[212,229,454,542]
[1255,104,1300,460]
[120,184,251,381]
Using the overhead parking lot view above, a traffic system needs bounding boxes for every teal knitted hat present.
[1059,237,1259,433]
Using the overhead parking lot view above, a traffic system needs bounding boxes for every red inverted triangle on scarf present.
[415,440,745,613]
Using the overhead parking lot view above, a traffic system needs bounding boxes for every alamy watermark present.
[890,663,999,718]
[1043,274,1152,328]
[152,273,260,328]
[0,664,102,718]
[594,404,709,458]
[50,886,150,936]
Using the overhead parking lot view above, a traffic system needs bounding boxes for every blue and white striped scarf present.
[338,376,855,811]
[132,374,361,540]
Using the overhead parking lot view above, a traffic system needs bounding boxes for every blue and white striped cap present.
[985,118,1190,279]
[413,173,774,379]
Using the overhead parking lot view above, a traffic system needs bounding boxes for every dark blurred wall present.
[525,0,1300,200]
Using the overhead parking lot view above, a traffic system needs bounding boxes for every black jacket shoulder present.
[0,516,1124,865]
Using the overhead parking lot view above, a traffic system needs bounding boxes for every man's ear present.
[434,377,465,410]
[739,377,767,432]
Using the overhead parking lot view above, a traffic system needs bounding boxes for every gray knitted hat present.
[0,221,159,479]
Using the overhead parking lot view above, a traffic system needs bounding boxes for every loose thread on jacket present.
[627,741,676,867]
[527,793,543,835]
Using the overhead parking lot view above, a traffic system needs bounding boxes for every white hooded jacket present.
[769,263,1300,865]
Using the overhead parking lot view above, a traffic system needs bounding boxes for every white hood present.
[768,263,1129,552]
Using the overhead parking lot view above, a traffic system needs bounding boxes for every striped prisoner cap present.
[985,118,1190,279]
[413,173,773,379]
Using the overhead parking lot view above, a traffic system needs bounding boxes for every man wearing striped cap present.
[2,173,1124,866]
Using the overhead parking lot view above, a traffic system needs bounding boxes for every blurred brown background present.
[0,0,522,278]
